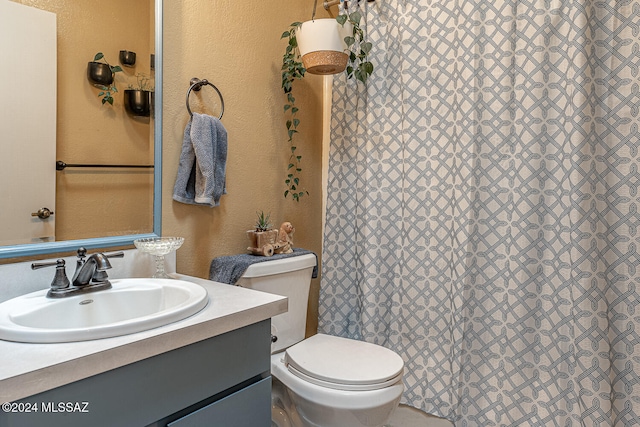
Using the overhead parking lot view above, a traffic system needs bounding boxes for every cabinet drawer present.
[3,320,271,427]
[168,377,271,427]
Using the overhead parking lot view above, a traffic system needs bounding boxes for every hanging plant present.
[279,2,373,201]
[337,9,373,84]
[87,52,123,105]
[281,22,307,201]
[124,72,154,117]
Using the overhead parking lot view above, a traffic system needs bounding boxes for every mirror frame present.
[0,0,163,259]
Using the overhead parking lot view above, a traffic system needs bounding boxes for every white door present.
[0,1,57,245]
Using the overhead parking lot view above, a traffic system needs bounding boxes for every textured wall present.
[163,0,326,335]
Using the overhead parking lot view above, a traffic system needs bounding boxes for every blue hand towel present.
[173,113,227,207]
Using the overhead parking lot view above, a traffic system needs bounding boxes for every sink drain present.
[79,299,93,305]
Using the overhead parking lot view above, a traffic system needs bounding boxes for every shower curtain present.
[319,1,640,426]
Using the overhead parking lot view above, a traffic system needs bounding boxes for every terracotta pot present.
[247,229,279,256]
[297,18,351,75]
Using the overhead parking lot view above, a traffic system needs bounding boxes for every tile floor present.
[386,405,453,427]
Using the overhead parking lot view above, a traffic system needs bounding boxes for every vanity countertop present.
[0,274,287,403]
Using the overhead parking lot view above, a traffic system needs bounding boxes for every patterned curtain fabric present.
[319,1,640,425]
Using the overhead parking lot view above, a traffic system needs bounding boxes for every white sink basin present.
[0,278,208,343]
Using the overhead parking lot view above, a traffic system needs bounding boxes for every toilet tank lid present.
[241,253,317,278]
[284,334,404,388]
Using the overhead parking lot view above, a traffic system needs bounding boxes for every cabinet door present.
[168,377,271,427]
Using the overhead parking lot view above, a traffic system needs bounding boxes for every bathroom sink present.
[0,278,208,343]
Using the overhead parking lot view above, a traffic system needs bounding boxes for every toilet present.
[236,253,404,427]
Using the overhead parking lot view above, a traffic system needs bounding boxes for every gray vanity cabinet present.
[1,320,272,427]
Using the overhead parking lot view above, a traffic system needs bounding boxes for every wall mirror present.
[0,0,162,259]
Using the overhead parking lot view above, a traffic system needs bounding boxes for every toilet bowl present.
[271,334,404,427]
[236,253,404,427]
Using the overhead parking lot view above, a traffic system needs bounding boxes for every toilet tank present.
[236,254,316,354]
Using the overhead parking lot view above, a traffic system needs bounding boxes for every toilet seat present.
[284,334,404,392]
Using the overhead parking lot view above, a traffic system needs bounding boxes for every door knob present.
[31,207,54,219]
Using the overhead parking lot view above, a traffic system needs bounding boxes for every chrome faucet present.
[32,248,124,298]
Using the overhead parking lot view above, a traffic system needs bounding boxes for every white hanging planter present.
[297,18,352,75]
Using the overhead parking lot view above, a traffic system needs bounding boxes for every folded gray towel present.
[173,113,227,207]
[209,248,318,285]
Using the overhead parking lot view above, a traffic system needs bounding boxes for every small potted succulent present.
[87,52,123,105]
[247,211,279,256]
[124,73,154,117]
[280,7,373,201]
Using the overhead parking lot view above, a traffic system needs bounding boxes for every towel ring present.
[186,77,224,120]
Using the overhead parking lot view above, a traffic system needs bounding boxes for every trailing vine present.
[92,52,123,105]
[338,9,373,84]
[281,22,308,201]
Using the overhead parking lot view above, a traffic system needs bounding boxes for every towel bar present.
[186,77,224,120]
[56,161,154,170]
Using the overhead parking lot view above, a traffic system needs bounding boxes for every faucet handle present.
[31,259,61,270]
[31,259,71,292]
[103,251,125,259]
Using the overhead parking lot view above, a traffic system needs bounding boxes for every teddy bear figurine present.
[274,221,294,254]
